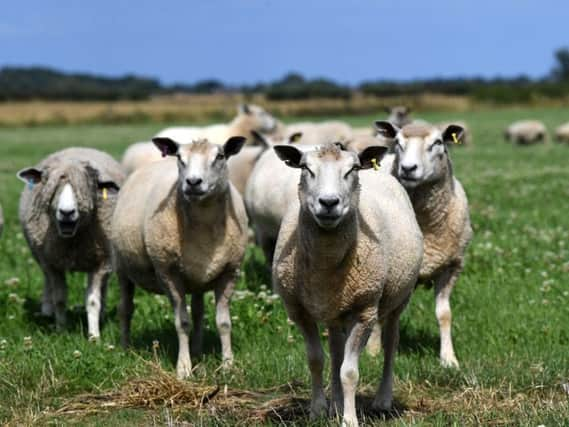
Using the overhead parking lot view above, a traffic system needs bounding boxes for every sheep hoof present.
[309,396,328,420]
[221,357,234,371]
[328,401,343,418]
[440,355,460,369]
[176,360,193,380]
[88,335,100,343]
[341,415,359,427]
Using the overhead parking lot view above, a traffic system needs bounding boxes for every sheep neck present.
[407,165,454,233]
[176,187,228,228]
[298,209,358,271]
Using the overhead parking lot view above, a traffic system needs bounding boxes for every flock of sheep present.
[2,104,561,426]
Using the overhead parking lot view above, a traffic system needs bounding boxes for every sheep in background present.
[554,122,569,143]
[121,104,285,174]
[374,121,473,368]
[112,136,248,379]
[17,148,125,338]
[504,120,548,144]
[273,143,423,426]
[286,121,353,145]
[385,105,414,128]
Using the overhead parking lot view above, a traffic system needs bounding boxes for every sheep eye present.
[429,139,443,151]
[214,152,224,163]
[395,142,403,151]
[344,167,356,179]
[176,155,186,166]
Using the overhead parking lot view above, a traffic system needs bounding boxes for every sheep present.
[436,120,472,146]
[17,148,125,338]
[244,134,315,264]
[272,143,423,426]
[504,120,548,145]
[286,120,353,145]
[554,122,569,143]
[121,104,285,174]
[111,136,248,379]
[373,121,473,368]
[385,105,413,128]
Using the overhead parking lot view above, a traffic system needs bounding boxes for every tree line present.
[2,49,569,103]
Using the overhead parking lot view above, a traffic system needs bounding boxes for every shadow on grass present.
[264,394,407,425]
[398,323,439,356]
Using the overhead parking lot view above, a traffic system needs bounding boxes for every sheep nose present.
[186,177,203,186]
[401,164,417,174]
[319,196,340,209]
[59,208,76,218]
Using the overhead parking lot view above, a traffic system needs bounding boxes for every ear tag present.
[451,133,460,144]
[27,180,35,190]
[102,188,108,200]
[371,158,380,171]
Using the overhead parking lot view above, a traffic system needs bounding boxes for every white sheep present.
[272,143,423,426]
[373,121,473,368]
[286,121,353,145]
[554,122,569,143]
[17,148,125,338]
[111,136,248,379]
[504,120,548,144]
[121,104,284,174]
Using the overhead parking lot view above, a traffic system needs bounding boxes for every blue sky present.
[0,1,567,85]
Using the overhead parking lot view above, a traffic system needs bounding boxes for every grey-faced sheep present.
[385,106,413,128]
[121,104,284,175]
[111,136,248,379]
[555,122,569,143]
[504,120,548,145]
[272,143,423,426]
[373,121,473,368]
[17,148,125,338]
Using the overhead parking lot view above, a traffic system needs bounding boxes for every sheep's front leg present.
[86,268,110,339]
[214,276,236,368]
[162,276,192,379]
[190,292,204,358]
[328,325,346,418]
[434,264,462,368]
[292,311,327,419]
[341,314,374,427]
[46,267,67,331]
[373,301,407,412]
[118,274,135,348]
[40,269,54,317]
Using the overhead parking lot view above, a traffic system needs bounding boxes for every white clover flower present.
[73,350,82,359]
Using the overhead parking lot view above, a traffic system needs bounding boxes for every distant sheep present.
[504,120,548,145]
[112,136,248,379]
[122,104,284,174]
[285,121,353,145]
[273,143,423,425]
[17,148,125,338]
[555,122,569,143]
[374,121,473,368]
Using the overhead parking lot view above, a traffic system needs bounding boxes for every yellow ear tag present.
[102,188,108,200]
[371,158,380,171]
[452,132,460,144]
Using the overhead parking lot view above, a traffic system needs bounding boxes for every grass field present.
[0,107,568,426]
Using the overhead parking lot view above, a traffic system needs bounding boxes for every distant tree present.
[551,48,569,81]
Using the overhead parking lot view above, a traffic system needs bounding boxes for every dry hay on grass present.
[39,360,568,425]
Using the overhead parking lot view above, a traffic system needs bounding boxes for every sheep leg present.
[214,276,236,368]
[118,274,135,348]
[328,325,346,418]
[164,279,192,379]
[47,268,67,331]
[40,269,54,317]
[190,292,204,358]
[293,311,327,419]
[86,268,110,339]
[365,322,382,356]
[341,314,374,427]
[434,264,461,368]
[373,303,407,412]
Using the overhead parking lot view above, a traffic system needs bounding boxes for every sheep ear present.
[98,181,120,193]
[17,167,43,185]
[152,137,179,157]
[223,136,247,158]
[250,130,271,148]
[288,132,303,144]
[358,146,389,170]
[274,145,303,168]
[442,124,464,145]
[239,103,251,115]
[374,121,399,139]
[334,141,347,151]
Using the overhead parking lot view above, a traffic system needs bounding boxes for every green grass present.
[0,108,568,425]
